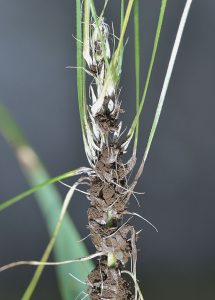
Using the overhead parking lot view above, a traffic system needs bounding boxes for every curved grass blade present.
[128,0,167,140]
[1,252,103,273]
[0,169,84,212]
[0,104,93,299]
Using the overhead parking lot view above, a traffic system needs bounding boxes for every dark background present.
[0,0,214,299]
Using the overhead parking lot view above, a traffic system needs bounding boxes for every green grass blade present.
[0,169,82,212]
[0,104,93,299]
[121,0,125,27]
[134,0,140,149]
[117,0,125,77]
[0,103,28,147]
[76,0,85,132]
[143,0,193,163]
[82,0,89,121]
[113,0,134,69]
[100,0,109,18]
[128,0,167,139]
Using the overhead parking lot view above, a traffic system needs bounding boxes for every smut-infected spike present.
[82,9,139,299]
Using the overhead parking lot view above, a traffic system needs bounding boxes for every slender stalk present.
[76,0,85,133]
[128,0,167,138]
[118,0,125,74]
[134,0,140,150]
[113,0,134,68]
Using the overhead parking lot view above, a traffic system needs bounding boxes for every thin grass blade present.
[0,169,84,212]
[76,0,85,133]
[112,0,134,69]
[143,0,193,163]
[128,0,167,139]
[117,0,125,77]
[134,0,140,150]
[131,0,193,187]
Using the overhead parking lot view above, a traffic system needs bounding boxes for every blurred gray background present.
[0,0,214,299]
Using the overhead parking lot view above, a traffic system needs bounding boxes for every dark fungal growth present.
[87,257,135,300]
[82,14,141,299]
